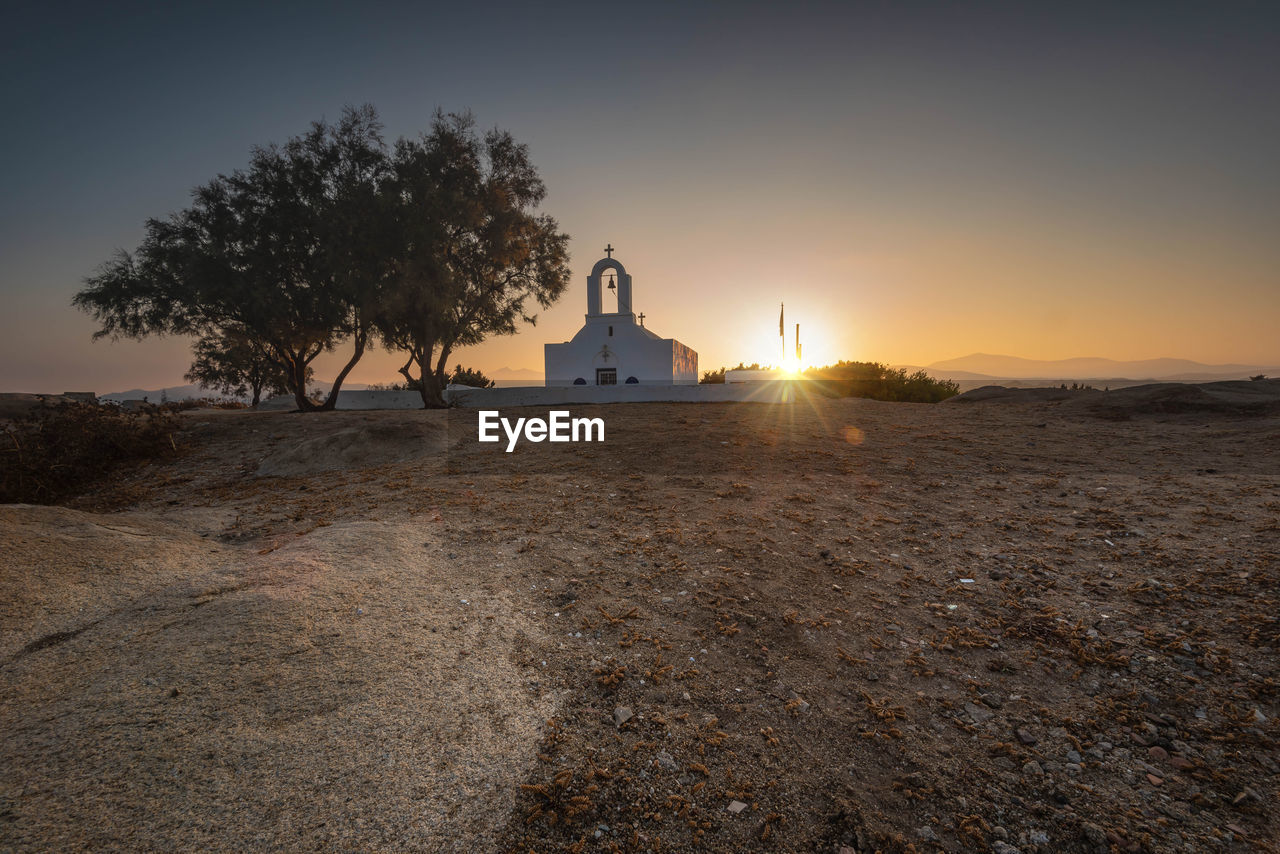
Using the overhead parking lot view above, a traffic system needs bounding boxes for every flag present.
[779,303,784,337]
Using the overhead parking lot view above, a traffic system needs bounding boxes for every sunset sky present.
[2,1,1278,392]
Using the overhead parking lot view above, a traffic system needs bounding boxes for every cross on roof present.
[604,243,614,258]
[638,312,645,327]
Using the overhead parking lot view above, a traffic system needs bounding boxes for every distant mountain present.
[100,383,214,403]
[922,353,1277,382]
[101,381,376,402]
[489,366,543,379]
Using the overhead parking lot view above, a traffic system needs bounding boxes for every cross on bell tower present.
[604,243,614,258]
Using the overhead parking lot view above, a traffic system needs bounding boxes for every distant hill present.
[489,366,543,380]
[100,384,216,403]
[920,353,1277,382]
[101,381,375,403]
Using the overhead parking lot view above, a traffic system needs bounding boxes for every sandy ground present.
[1,389,1277,852]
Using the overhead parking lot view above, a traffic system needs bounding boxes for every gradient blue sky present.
[3,0,1278,391]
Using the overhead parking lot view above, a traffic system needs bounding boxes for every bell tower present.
[585,244,633,319]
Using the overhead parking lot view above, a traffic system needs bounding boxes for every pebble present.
[727,800,748,814]
[915,826,938,841]
[1146,773,1163,785]
[992,842,1022,854]
[1016,728,1038,745]
[613,706,633,727]
[654,750,677,771]
[1022,760,1043,778]
[1169,756,1194,771]
[965,702,995,724]
[1065,750,1082,764]
[1081,822,1107,846]
[1147,746,1168,762]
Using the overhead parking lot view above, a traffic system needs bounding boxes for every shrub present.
[1,403,181,504]
[448,365,496,388]
[804,361,959,403]
[373,365,496,391]
[701,363,769,384]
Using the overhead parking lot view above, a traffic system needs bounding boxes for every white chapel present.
[544,246,698,387]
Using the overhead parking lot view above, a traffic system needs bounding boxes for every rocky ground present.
[1,391,1277,852]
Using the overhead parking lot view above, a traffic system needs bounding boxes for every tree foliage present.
[75,106,390,411]
[377,112,569,406]
[184,328,309,406]
[74,106,566,410]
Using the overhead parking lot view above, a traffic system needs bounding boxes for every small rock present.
[1016,727,1038,745]
[1169,755,1194,771]
[654,751,678,772]
[1065,749,1082,764]
[1082,822,1107,846]
[1232,787,1261,805]
[915,826,939,842]
[1146,773,1163,785]
[1147,746,1168,762]
[965,702,994,723]
[992,842,1022,854]
[991,825,1008,841]
[613,706,634,727]
[1022,760,1043,778]
[727,800,748,814]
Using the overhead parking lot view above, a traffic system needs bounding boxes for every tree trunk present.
[398,353,419,388]
[290,355,317,412]
[250,384,262,408]
[318,330,366,412]
[417,345,451,408]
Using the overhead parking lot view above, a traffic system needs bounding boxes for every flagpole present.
[779,302,785,367]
